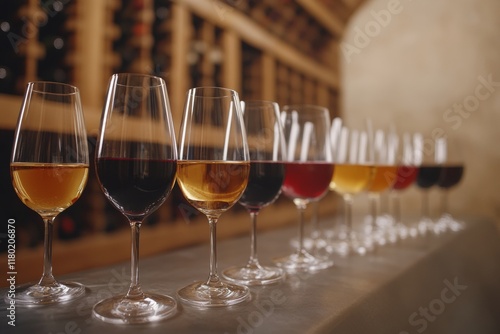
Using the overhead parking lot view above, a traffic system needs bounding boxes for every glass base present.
[328,230,375,257]
[331,238,374,256]
[395,223,409,240]
[273,250,334,272]
[435,214,465,233]
[417,218,433,236]
[222,264,284,286]
[92,293,177,324]
[6,281,86,306]
[289,236,330,253]
[177,281,250,308]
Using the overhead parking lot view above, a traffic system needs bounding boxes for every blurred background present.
[0,0,499,284]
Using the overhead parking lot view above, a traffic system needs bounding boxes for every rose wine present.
[366,165,398,193]
[11,162,88,215]
[416,165,442,189]
[329,164,372,195]
[176,161,250,216]
[238,161,285,212]
[437,165,464,189]
[96,157,176,218]
[392,166,419,191]
[282,162,334,200]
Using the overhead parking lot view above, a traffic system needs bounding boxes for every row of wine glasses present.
[8,74,465,325]
[314,120,465,258]
[5,75,300,322]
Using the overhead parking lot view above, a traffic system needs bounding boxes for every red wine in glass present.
[275,161,334,271]
[223,160,285,285]
[436,164,465,232]
[392,166,418,190]
[96,156,177,217]
[415,165,442,189]
[273,104,334,272]
[391,165,419,239]
[415,165,442,234]
[282,162,334,200]
[222,100,286,286]
[93,73,178,324]
[238,161,285,211]
[437,165,464,189]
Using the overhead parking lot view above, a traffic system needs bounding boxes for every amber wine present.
[366,165,398,193]
[176,161,250,216]
[329,164,373,195]
[11,162,88,215]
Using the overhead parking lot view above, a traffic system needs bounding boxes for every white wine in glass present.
[176,87,251,307]
[9,81,89,305]
[365,128,398,246]
[329,122,374,256]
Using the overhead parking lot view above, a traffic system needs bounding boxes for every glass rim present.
[282,104,329,113]
[112,72,166,88]
[186,86,238,98]
[242,100,279,107]
[29,81,79,96]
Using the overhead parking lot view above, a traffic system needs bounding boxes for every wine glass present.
[390,132,419,239]
[413,133,441,235]
[435,135,465,232]
[273,105,334,272]
[222,100,285,285]
[93,73,178,324]
[9,81,89,305]
[329,119,374,256]
[365,127,398,246]
[176,87,250,307]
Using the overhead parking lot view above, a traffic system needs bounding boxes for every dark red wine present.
[282,162,334,200]
[96,157,176,219]
[416,166,442,189]
[437,165,464,189]
[239,161,285,212]
[392,166,418,190]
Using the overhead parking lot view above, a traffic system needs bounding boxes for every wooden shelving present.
[0,0,343,125]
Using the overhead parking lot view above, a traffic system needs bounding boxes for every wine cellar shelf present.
[0,0,352,283]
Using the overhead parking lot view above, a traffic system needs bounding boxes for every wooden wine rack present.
[0,0,354,284]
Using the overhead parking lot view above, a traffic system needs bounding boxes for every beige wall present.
[340,0,500,221]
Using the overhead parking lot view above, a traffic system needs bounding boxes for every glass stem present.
[296,203,307,254]
[369,193,378,231]
[344,195,353,240]
[441,190,449,216]
[392,192,401,225]
[248,211,260,267]
[422,190,430,219]
[126,221,144,299]
[39,217,57,287]
[207,217,222,286]
[311,200,319,239]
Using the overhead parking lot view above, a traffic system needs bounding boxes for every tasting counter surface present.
[1,217,500,334]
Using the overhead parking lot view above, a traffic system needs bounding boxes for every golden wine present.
[11,162,89,216]
[329,164,373,195]
[176,161,250,216]
[366,165,398,193]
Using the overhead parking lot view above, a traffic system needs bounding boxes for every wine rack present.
[0,0,346,284]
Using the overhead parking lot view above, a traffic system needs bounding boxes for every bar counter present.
[2,217,500,334]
